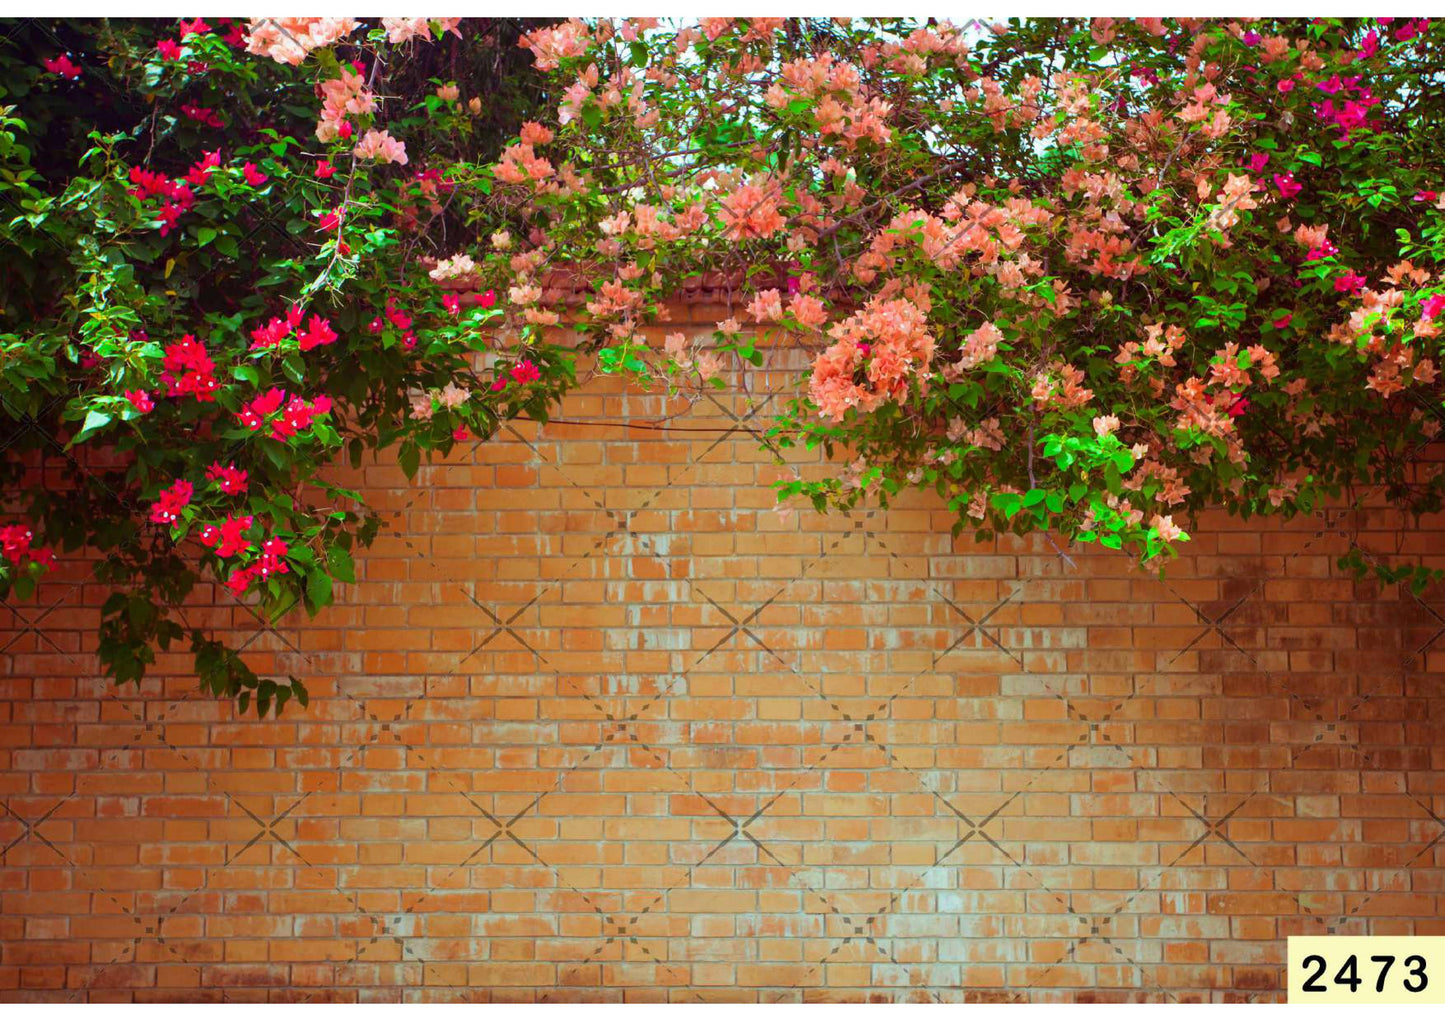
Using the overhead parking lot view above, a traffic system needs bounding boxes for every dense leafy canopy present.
[1,17,565,714]
[3,17,1443,715]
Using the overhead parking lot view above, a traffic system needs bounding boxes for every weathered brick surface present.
[2,324,1443,1002]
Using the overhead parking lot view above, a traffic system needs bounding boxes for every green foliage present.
[0,17,567,716]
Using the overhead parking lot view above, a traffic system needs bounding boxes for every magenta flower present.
[1333,271,1366,294]
[1273,172,1302,199]
[43,54,81,79]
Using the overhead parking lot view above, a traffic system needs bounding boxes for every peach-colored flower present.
[1151,514,1183,543]
[747,289,784,323]
[382,18,432,45]
[245,17,360,65]
[353,128,408,165]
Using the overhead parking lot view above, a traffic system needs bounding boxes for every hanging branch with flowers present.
[1,17,569,715]
[465,16,1444,583]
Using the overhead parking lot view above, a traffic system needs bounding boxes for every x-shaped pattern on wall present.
[3,361,1444,1001]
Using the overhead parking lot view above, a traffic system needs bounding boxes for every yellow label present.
[1288,936,1445,1003]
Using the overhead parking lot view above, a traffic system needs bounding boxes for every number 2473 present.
[1301,954,1428,994]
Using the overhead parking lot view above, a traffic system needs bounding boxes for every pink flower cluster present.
[519,20,592,71]
[244,18,360,66]
[237,389,333,440]
[495,123,555,186]
[766,53,892,148]
[317,66,375,143]
[381,17,462,45]
[809,297,936,422]
[1,524,55,569]
[160,335,219,402]
[353,128,409,165]
[1310,74,1383,141]
[718,178,787,241]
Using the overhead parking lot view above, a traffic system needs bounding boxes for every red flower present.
[1272,313,1293,329]
[238,388,286,431]
[160,335,219,401]
[1,524,53,569]
[243,162,268,187]
[1421,294,1445,320]
[157,203,183,236]
[205,461,249,495]
[179,18,211,37]
[249,316,290,351]
[225,566,254,596]
[253,537,291,580]
[315,160,337,179]
[125,389,155,413]
[510,359,541,385]
[42,55,81,79]
[149,479,194,526]
[478,289,497,309]
[442,294,461,316]
[453,426,470,441]
[201,514,254,558]
[268,394,333,440]
[157,39,182,61]
[1333,271,1367,295]
[385,299,413,331]
[179,103,222,127]
[297,315,337,352]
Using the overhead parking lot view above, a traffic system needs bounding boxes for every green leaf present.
[326,545,355,584]
[399,442,420,480]
[306,568,333,610]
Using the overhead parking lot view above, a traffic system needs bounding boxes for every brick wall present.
[2,316,1443,1002]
